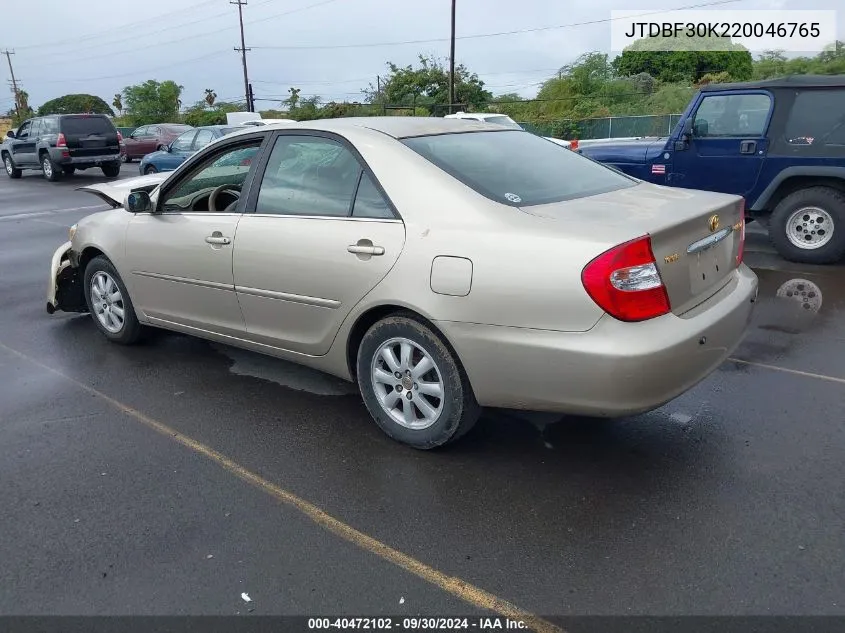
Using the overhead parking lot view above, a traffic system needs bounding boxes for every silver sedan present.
[47,117,758,449]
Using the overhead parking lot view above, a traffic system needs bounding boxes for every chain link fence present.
[520,114,684,140]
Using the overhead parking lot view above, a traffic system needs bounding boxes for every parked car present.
[2,114,122,181]
[579,75,845,264]
[444,111,572,148]
[46,117,757,449]
[122,123,193,162]
[138,125,247,174]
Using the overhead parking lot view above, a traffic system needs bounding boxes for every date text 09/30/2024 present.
[308,617,528,630]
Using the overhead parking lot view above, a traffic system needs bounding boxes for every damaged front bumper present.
[46,241,87,315]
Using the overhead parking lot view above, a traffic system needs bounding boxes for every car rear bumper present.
[50,149,121,166]
[47,242,86,315]
[437,264,759,416]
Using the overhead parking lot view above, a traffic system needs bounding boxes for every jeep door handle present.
[739,140,757,154]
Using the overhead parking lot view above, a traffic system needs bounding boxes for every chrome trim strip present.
[132,270,233,291]
[687,227,733,254]
[247,213,402,223]
[234,285,340,309]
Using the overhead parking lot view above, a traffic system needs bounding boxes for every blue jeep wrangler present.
[580,76,845,264]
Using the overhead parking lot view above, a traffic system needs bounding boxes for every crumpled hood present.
[76,173,168,208]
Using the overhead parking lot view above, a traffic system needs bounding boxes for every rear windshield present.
[403,130,635,206]
[60,116,116,136]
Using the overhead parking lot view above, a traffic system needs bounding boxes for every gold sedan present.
[47,118,758,449]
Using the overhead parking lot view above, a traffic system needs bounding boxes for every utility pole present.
[2,49,20,117]
[231,0,252,111]
[448,0,456,114]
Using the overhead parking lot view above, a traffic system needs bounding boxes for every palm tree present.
[204,89,217,107]
[113,93,123,115]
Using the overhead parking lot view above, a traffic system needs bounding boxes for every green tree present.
[364,54,492,112]
[284,87,301,111]
[122,80,184,126]
[183,100,244,126]
[38,93,114,116]
[112,93,123,115]
[613,35,753,83]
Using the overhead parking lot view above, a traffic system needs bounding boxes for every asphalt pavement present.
[1,164,844,623]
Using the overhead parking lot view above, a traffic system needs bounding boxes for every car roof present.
[227,116,509,139]
[700,74,845,92]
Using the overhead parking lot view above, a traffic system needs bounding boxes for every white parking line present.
[728,357,845,385]
[0,204,109,222]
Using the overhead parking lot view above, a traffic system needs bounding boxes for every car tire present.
[40,152,62,182]
[143,165,158,175]
[101,162,121,178]
[120,154,130,163]
[62,166,76,176]
[769,186,845,265]
[356,314,480,449]
[83,256,143,345]
[3,153,22,179]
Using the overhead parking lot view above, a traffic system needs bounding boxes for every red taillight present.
[117,131,124,143]
[581,235,671,322]
[56,133,67,147]
[736,199,746,266]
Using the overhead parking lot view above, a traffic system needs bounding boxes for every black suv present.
[2,114,122,181]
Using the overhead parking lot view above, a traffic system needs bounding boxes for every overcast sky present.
[2,0,842,113]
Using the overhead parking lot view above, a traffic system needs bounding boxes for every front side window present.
[133,126,148,137]
[403,130,635,207]
[255,136,362,217]
[693,94,772,137]
[16,121,31,139]
[170,130,196,152]
[161,140,263,213]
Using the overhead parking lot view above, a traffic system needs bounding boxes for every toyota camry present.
[46,117,758,449]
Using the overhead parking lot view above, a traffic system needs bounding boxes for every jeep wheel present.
[101,162,121,178]
[770,187,845,265]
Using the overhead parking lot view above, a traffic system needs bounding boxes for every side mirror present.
[165,143,173,153]
[129,134,136,139]
[6,130,14,139]
[124,191,153,214]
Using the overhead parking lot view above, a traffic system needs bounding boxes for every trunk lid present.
[523,182,744,315]
[60,115,120,157]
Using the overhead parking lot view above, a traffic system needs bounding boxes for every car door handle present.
[205,235,231,245]
[740,140,757,154]
[347,244,384,256]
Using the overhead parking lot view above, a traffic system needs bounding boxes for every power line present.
[34,50,232,84]
[10,0,222,52]
[17,0,341,68]
[250,0,740,50]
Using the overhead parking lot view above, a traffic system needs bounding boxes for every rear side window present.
[781,89,845,155]
[61,116,116,136]
[403,130,635,207]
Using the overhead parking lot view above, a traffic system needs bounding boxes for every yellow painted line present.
[0,340,562,633]
[728,357,845,386]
